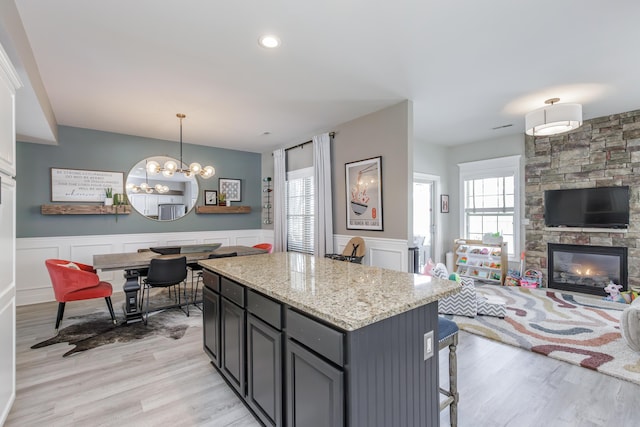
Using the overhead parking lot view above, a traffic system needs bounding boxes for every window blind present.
[286,174,314,254]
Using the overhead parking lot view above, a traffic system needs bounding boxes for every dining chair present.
[45,259,117,333]
[142,256,188,324]
[325,237,366,263]
[252,243,273,253]
[189,252,238,309]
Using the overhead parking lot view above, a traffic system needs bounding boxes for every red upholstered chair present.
[45,259,117,332]
[253,243,273,253]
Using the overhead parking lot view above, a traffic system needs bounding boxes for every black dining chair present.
[188,252,238,310]
[142,256,188,324]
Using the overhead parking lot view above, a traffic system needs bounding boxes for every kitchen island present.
[199,252,460,427]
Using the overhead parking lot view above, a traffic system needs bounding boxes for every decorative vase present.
[104,198,113,206]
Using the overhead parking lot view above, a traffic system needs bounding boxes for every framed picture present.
[345,156,383,231]
[204,190,218,206]
[219,178,242,202]
[50,167,124,202]
[441,194,449,213]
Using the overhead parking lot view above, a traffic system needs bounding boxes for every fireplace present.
[547,243,627,296]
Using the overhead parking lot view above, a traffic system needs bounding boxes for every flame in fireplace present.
[575,268,592,276]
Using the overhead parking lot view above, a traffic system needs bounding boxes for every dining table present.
[93,244,268,323]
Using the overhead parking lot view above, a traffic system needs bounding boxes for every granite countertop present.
[199,252,461,331]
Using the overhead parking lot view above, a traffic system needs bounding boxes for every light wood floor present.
[6,295,640,427]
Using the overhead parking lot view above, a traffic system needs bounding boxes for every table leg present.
[123,269,143,324]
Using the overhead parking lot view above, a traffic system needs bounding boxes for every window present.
[459,156,520,259]
[286,167,314,254]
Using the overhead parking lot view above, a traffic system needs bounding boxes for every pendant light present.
[146,113,216,178]
[525,98,582,136]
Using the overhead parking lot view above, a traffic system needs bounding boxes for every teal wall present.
[16,126,262,237]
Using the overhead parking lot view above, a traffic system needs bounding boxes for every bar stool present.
[438,317,459,427]
[188,252,238,309]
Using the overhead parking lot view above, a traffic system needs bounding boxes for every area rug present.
[444,284,640,385]
[31,290,202,357]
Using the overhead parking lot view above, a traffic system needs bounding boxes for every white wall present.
[445,133,526,255]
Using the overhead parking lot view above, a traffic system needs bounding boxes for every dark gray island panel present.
[346,302,439,426]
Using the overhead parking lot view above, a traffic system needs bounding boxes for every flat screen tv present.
[544,186,629,229]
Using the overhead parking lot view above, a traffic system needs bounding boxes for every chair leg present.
[55,302,66,332]
[105,297,117,325]
[449,337,459,427]
[184,281,189,317]
[144,284,151,325]
[192,273,203,311]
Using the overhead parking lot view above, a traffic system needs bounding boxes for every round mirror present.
[126,156,199,221]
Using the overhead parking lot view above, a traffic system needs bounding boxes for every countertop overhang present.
[199,252,460,331]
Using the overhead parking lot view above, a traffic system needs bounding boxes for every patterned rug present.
[443,284,640,385]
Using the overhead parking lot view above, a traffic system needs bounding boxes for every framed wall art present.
[204,190,218,206]
[51,167,124,202]
[345,156,383,231]
[219,178,242,202]
[441,194,449,213]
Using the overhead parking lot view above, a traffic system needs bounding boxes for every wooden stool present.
[438,317,459,427]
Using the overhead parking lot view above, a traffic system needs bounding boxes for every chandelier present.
[146,113,215,179]
[127,160,170,194]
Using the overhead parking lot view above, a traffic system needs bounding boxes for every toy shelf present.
[453,238,508,285]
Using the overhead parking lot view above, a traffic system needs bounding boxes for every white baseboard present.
[17,229,274,306]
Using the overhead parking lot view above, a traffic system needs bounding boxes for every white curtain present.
[313,133,334,256]
[273,148,287,252]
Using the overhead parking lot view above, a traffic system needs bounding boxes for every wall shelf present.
[41,204,132,215]
[195,205,251,214]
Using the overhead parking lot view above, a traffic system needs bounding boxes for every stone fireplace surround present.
[525,108,640,293]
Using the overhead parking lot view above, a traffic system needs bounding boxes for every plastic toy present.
[603,281,624,302]
[520,269,542,288]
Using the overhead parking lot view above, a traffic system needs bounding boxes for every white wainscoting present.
[333,234,409,272]
[16,229,274,306]
[0,284,15,426]
[18,231,409,306]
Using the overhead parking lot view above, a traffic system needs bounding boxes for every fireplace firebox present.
[547,243,627,296]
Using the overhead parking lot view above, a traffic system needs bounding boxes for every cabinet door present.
[286,340,343,427]
[221,298,245,396]
[247,314,282,427]
[203,286,220,366]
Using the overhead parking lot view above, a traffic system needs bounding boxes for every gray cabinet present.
[221,297,245,395]
[286,339,343,427]
[202,270,221,366]
[247,314,282,427]
[203,286,220,366]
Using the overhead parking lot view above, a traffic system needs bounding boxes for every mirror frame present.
[125,156,199,221]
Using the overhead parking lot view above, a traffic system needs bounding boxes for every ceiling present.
[5,0,640,153]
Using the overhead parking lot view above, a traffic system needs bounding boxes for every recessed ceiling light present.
[258,35,280,49]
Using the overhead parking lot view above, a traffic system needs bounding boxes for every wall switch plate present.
[424,330,434,360]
